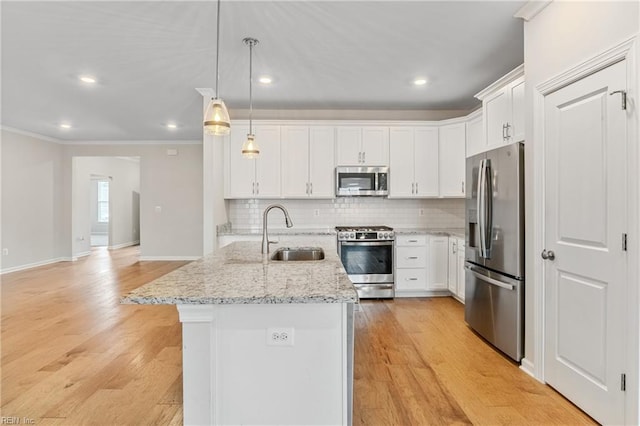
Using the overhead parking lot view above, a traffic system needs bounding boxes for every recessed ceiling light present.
[259,76,272,84]
[60,123,72,129]
[79,76,96,84]
[167,123,177,129]
[414,78,427,86]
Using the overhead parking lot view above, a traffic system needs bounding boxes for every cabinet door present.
[414,127,439,197]
[227,124,256,198]
[336,127,362,165]
[484,88,509,148]
[510,79,525,143]
[439,123,466,197]
[456,239,466,302]
[396,246,427,268]
[308,126,336,198]
[427,236,449,290]
[281,126,310,198]
[396,268,428,291]
[447,238,457,293]
[465,113,484,157]
[389,127,415,197]
[254,125,281,198]
[361,126,389,166]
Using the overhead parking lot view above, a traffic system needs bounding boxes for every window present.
[97,181,109,222]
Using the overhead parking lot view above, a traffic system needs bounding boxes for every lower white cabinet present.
[395,235,428,294]
[447,236,466,302]
[427,235,449,290]
[395,234,450,297]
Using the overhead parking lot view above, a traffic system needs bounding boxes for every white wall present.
[63,143,203,260]
[1,129,66,271]
[228,198,464,232]
[523,0,639,409]
[72,157,140,256]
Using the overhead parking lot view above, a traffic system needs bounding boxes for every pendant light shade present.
[242,37,260,158]
[204,98,230,135]
[241,134,259,159]
[203,0,231,136]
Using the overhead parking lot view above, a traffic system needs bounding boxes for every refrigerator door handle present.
[478,159,493,258]
[465,266,515,290]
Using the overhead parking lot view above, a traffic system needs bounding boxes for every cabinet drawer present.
[396,234,427,246]
[396,246,427,268]
[395,268,427,291]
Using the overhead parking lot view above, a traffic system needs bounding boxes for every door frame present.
[531,35,638,423]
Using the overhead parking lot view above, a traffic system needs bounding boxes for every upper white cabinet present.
[465,109,484,157]
[281,126,335,198]
[438,122,466,197]
[389,127,439,198]
[226,124,281,198]
[475,65,525,150]
[336,126,389,166]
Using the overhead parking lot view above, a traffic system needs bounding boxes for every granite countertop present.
[121,240,357,305]
[218,227,337,236]
[392,228,466,238]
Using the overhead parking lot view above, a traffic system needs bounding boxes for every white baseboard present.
[139,255,200,261]
[109,240,140,250]
[72,251,92,261]
[520,358,541,382]
[1,257,71,275]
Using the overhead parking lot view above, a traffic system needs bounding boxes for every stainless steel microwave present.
[335,166,389,196]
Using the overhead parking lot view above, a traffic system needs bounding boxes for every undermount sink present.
[270,247,325,262]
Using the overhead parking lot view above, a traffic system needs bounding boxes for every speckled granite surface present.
[392,228,465,238]
[218,227,337,236]
[121,240,357,305]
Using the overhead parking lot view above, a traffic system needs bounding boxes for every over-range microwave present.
[335,166,389,197]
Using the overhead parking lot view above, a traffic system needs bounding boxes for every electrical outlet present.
[2,248,8,256]
[419,208,425,217]
[266,327,294,346]
[314,209,320,217]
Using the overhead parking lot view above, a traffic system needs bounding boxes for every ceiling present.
[1,1,525,142]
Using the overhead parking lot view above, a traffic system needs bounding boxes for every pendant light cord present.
[215,0,221,99]
[248,39,253,135]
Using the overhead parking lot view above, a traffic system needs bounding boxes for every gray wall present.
[1,128,204,271]
[1,129,66,270]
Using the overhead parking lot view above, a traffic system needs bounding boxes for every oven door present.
[338,241,394,284]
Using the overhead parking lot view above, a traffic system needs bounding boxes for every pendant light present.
[242,37,260,159]
[203,0,231,136]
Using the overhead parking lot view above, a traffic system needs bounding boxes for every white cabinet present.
[475,65,525,150]
[427,235,449,291]
[281,126,335,198]
[395,234,428,295]
[389,127,439,198]
[336,126,389,166]
[226,124,281,198]
[465,110,484,157]
[439,122,466,197]
[448,237,466,303]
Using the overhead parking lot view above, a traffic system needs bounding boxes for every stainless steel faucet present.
[262,204,293,254]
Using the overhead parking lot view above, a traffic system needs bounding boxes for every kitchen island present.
[122,241,357,426]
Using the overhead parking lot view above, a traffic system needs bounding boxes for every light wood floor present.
[1,246,595,425]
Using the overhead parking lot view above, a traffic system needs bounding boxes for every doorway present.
[90,176,111,247]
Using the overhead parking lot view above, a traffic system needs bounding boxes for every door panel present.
[389,127,415,197]
[308,126,335,198]
[281,126,310,197]
[414,128,439,196]
[544,60,627,425]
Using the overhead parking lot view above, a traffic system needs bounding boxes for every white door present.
[544,60,627,425]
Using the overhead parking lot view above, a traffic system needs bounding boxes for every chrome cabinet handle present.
[408,239,418,243]
[406,256,418,260]
[411,182,415,194]
[452,242,457,254]
[406,277,418,281]
[256,182,259,195]
[252,182,255,194]
[310,182,313,194]
[358,152,362,163]
[415,182,418,194]
[461,181,464,194]
[362,151,366,163]
[541,249,555,261]
[502,124,506,140]
[505,123,512,139]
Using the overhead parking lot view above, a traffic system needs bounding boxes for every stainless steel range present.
[336,226,395,299]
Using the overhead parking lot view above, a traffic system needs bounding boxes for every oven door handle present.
[339,241,394,247]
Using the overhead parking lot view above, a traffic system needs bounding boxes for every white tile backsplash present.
[228,198,465,231]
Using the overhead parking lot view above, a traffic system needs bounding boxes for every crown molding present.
[474,64,525,100]
[514,1,552,22]
[61,139,201,146]
[0,125,63,144]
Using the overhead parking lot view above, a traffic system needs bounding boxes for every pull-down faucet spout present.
[262,204,293,254]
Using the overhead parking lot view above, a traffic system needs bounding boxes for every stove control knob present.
[350,233,355,239]
[389,232,394,239]
[338,232,344,239]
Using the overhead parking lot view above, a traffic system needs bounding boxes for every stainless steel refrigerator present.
[465,142,524,362]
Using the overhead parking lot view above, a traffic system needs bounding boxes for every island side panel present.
[178,302,353,426]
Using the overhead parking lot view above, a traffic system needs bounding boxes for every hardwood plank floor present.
[1,247,595,425]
